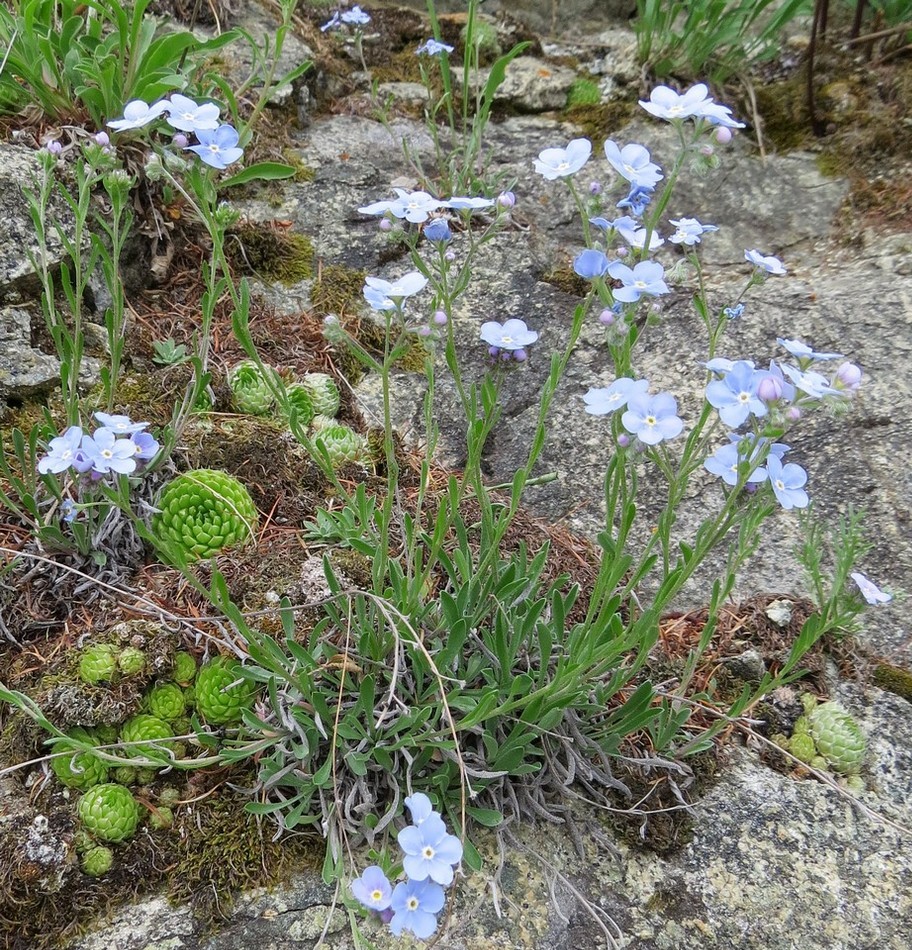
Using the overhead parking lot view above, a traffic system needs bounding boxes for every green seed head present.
[50,727,109,790]
[314,424,367,469]
[228,360,279,415]
[154,469,258,561]
[79,644,118,684]
[299,373,340,417]
[117,646,146,676]
[806,702,866,774]
[195,658,252,724]
[147,683,187,722]
[120,714,173,761]
[82,845,114,877]
[78,784,140,843]
[171,652,197,685]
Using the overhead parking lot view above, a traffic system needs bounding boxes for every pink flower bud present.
[417,326,432,337]
[616,246,628,257]
[433,310,448,325]
[757,375,783,402]
[94,131,110,147]
[835,362,862,390]
[787,407,802,421]
[700,143,715,157]
[513,348,527,362]
[617,434,630,447]
[45,140,63,155]
[379,218,393,232]
[172,133,189,148]
[715,127,733,145]
[497,191,516,209]
[588,181,602,195]
[598,308,615,325]
[444,250,456,261]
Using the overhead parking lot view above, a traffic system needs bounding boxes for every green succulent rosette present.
[149,805,174,830]
[154,469,258,561]
[82,845,114,877]
[120,714,174,761]
[314,424,367,469]
[195,658,252,724]
[147,683,187,721]
[171,652,197,685]
[117,646,146,676]
[78,784,140,843]
[281,382,316,428]
[300,372,340,417]
[806,702,866,774]
[79,644,118,684]
[228,360,278,415]
[50,727,109,790]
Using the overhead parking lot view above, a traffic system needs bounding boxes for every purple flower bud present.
[500,351,512,362]
[433,310,448,325]
[616,246,628,257]
[488,345,500,358]
[172,133,189,149]
[715,127,733,145]
[835,361,862,390]
[598,308,615,325]
[700,144,715,157]
[744,482,759,494]
[617,434,630,447]
[45,140,63,155]
[378,908,394,925]
[379,218,393,232]
[444,250,456,261]
[94,131,110,147]
[417,326,432,337]
[588,181,602,195]
[757,375,784,402]
[497,191,516,209]
[513,348,527,362]
[787,406,802,421]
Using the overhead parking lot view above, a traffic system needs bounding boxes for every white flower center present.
[634,280,647,289]
[623,163,636,174]
[501,335,513,345]
[556,161,569,170]
[738,392,751,403]
[644,415,656,427]
[208,144,220,154]
[61,450,73,460]
[101,449,113,459]
[774,478,785,491]
[422,846,436,859]
[181,111,195,121]
[371,889,383,902]
[407,897,419,911]
[669,104,684,115]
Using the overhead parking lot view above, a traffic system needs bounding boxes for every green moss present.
[226,223,315,285]
[873,661,912,703]
[311,263,366,315]
[566,78,601,108]
[281,148,317,183]
[561,97,636,144]
[541,265,589,297]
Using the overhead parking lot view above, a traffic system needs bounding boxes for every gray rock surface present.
[0,306,64,402]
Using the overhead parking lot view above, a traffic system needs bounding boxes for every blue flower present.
[603,141,663,188]
[583,378,649,415]
[186,124,244,169]
[744,249,786,274]
[616,184,654,216]
[423,219,452,242]
[37,425,84,475]
[107,99,168,132]
[390,189,445,223]
[850,571,892,605]
[589,216,612,231]
[533,138,591,180]
[765,455,809,510]
[781,364,845,399]
[611,216,664,251]
[704,438,776,486]
[573,248,610,279]
[723,303,745,320]
[621,392,684,445]
[164,94,220,133]
[417,38,454,55]
[389,879,445,939]
[94,411,148,434]
[444,195,495,211]
[479,318,538,352]
[351,866,393,911]
[705,360,768,427]
[639,83,714,121]
[776,338,843,361]
[80,429,137,475]
[129,431,160,461]
[398,812,463,885]
[607,260,669,302]
[668,217,718,245]
[321,11,341,31]
[341,5,371,25]
[364,272,427,300]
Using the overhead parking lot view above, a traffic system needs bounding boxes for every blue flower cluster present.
[37,412,159,478]
[106,94,243,169]
[350,792,463,939]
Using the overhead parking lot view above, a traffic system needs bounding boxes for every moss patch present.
[311,263,366,316]
[873,661,912,703]
[226,222,315,285]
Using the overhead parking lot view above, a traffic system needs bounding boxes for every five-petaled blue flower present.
[616,184,654,216]
[363,272,428,310]
[398,812,464,886]
[445,195,495,211]
[611,216,664,251]
[80,428,138,475]
[533,138,591,180]
[850,571,892,605]
[479,318,538,352]
[389,879,445,939]
[341,4,370,25]
[607,260,670,302]
[94,411,149,434]
[745,249,786,275]
[583,378,649,415]
[423,219,452,243]
[703,437,784,487]
[765,454,809,510]
[351,865,393,911]
[37,426,85,475]
[781,364,845,399]
[705,360,769,427]
[603,141,664,188]
[186,124,244,169]
[404,792,434,825]
[129,431,160,461]
[107,99,168,132]
[417,38,454,55]
[573,248,610,280]
[621,392,684,445]
[668,217,718,245]
[164,94,220,133]
[639,83,714,121]
[723,303,745,320]
[776,338,843,361]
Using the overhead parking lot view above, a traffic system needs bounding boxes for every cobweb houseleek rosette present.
[153,469,258,561]
[227,360,280,415]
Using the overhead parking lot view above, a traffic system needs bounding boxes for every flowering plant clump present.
[351,793,463,939]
